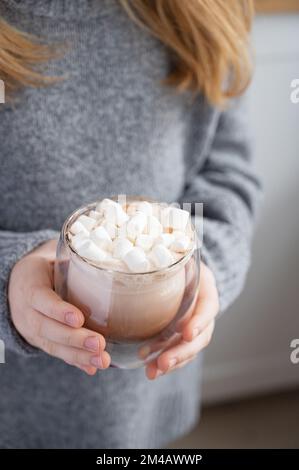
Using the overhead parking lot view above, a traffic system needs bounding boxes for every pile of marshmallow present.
[68,198,194,273]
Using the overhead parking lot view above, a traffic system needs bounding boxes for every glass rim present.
[62,198,198,277]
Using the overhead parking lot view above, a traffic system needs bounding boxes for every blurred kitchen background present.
[171,1,299,449]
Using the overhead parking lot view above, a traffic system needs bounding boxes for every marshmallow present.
[88,210,102,221]
[70,220,89,236]
[146,215,163,238]
[76,214,97,231]
[135,234,154,251]
[126,203,138,216]
[113,237,133,260]
[68,198,195,273]
[160,207,190,231]
[126,213,147,241]
[101,220,118,240]
[76,239,107,263]
[151,244,174,269]
[170,234,190,253]
[154,233,175,248]
[151,202,162,219]
[100,198,129,227]
[116,223,128,239]
[126,201,153,217]
[134,201,153,217]
[71,232,89,250]
[95,202,104,216]
[96,198,112,211]
[172,230,186,238]
[90,226,113,251]
[123,247,150,273]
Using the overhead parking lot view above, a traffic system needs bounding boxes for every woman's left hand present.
[145,262,219,380]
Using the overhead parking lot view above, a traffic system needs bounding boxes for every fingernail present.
[90,355,103,369]
[84,337,99,352]
[65,312,78,326]
[168,358,177,369]
[155,369,163,378]
[192,328,200,339]
[139,345,151,359]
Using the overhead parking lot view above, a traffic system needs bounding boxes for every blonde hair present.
[0,0,254,105]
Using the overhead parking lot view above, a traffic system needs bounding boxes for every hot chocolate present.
[55,197,199,368]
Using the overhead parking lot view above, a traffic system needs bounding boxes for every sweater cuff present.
[0,230,59,356]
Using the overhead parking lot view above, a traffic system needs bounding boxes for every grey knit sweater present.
[0,0,261,449]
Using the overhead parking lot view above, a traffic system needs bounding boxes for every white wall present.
[202,14,299,404]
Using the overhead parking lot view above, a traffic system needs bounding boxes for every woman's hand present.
[145,262,219,379]
[8,239,111,375]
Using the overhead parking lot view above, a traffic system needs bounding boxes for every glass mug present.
[54,197,200,368]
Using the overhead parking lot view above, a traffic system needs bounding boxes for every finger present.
[156,320,215,373]
[145,335,194,380]
[74,363,98,376]
[145,334,204,380]
[145,360,162,380]
[165,355,197,374]
[182,296,216,342]
[33,313,106,352]
[182,266,219,342]
[138,333,181,360]
[30,286,85,327]
[36,337,111,369]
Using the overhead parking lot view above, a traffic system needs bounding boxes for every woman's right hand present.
[8,239,111,375]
